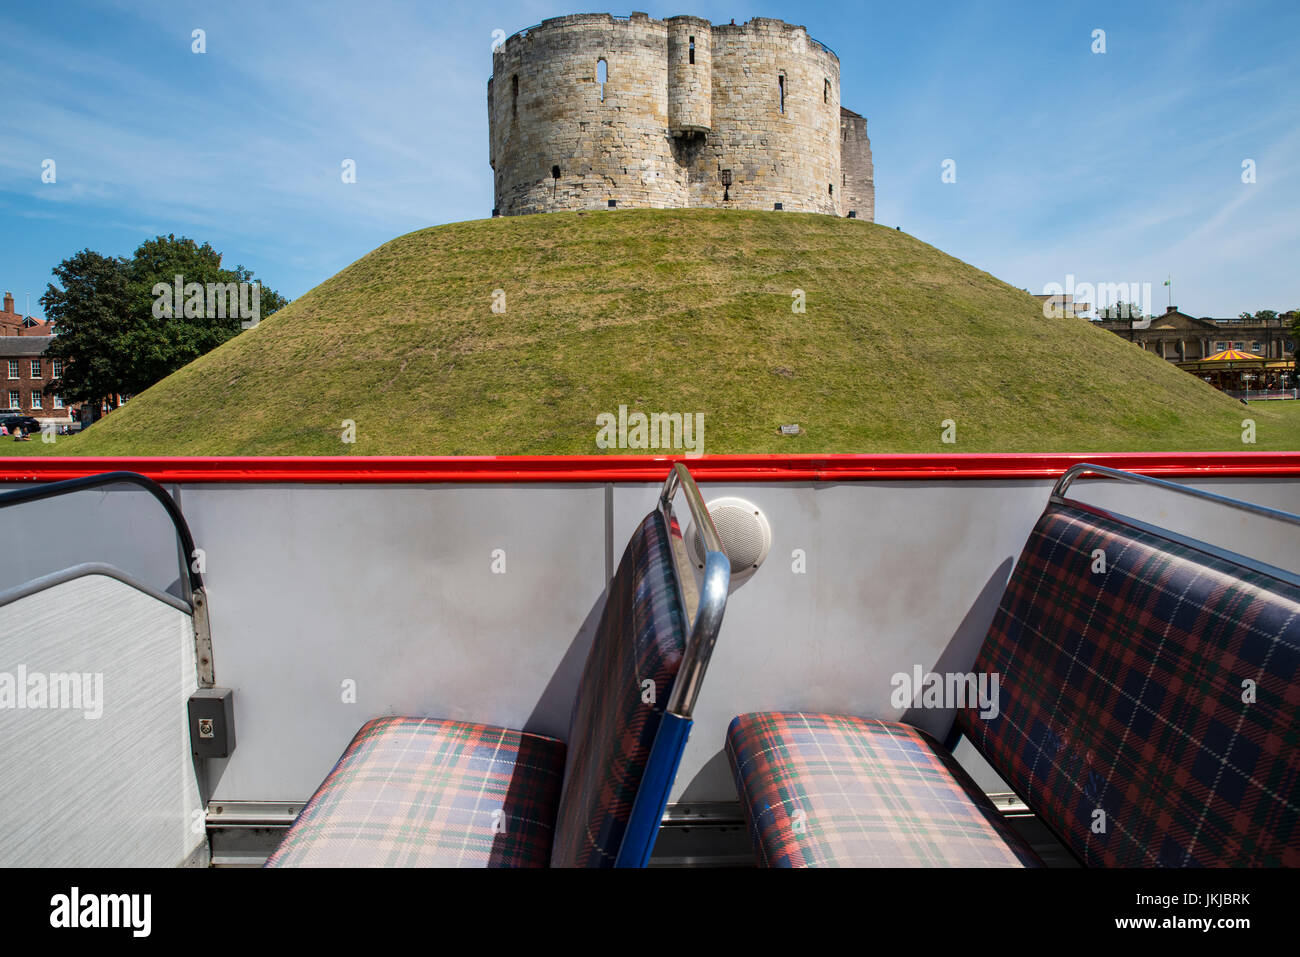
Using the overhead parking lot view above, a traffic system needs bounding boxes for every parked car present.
[0,415,43,435]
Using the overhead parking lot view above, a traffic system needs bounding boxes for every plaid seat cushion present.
[727,712,1043,867]
[958,503,1300,867]
[550,511,688,866]
[265,716,566,867]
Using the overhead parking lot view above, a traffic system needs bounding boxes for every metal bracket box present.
[188,688,236,759]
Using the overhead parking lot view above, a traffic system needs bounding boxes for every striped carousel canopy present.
[1203,348,1260,361]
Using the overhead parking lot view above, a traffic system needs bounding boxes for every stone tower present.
[488,12,874,220]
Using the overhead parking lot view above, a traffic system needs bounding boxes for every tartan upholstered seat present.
[267,510,690,867]
[265,717,566,867]
[729,498,1300,868]
[726,712,1043,867]
[956,503,1300,867]
[550,512,688,866]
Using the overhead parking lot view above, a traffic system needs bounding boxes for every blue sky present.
[2,0,1296,319]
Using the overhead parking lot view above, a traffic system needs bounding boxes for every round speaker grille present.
[686,497,771,589]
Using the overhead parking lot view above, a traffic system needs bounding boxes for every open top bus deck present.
[0,452,1297,870]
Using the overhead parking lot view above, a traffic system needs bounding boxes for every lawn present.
[12,208,1298,456]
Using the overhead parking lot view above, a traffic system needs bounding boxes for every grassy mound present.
[36,209,1298,455]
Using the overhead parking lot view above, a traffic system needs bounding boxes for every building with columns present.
[1095,305,1296,364]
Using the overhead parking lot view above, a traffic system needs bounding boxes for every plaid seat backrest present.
[550,511,689,867]
[958,502,1300,867]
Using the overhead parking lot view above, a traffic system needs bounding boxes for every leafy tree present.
[121,235,288,389]
[1239,310,1279,322]
[1096,301,1145,320]
[38,249,133,411]
[42,235,287,409]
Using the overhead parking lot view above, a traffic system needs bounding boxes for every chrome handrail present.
[1051,463,1300,529]
[658,463,730,718]
[0,470,215,685]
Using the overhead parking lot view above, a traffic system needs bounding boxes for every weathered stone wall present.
[667,17,711,134]
[488,12,872,219]
[839,108,874,221]
[489,13,684,215]
[682,18,841,214]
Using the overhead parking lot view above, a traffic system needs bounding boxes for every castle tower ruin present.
[488,12,874,220]
[667,17,711,135]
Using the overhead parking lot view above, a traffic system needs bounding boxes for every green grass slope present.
[35,209,1300,455]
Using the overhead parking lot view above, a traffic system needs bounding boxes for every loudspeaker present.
[686,497,771,590]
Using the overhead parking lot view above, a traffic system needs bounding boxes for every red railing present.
[1,452,1298,484]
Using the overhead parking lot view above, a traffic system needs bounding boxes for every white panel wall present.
[180,484,607,801]
[0,575,203,866]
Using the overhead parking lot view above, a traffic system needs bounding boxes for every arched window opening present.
[824,79,830,104]
[689,36,695,64]
[596,58,607,102]
[551,165,561,180]
[511,75,519,118]
[778,74,785,114]
[828,183,833,196]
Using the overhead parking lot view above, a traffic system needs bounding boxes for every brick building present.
[0,291,75,426]
[0,291,50,336]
